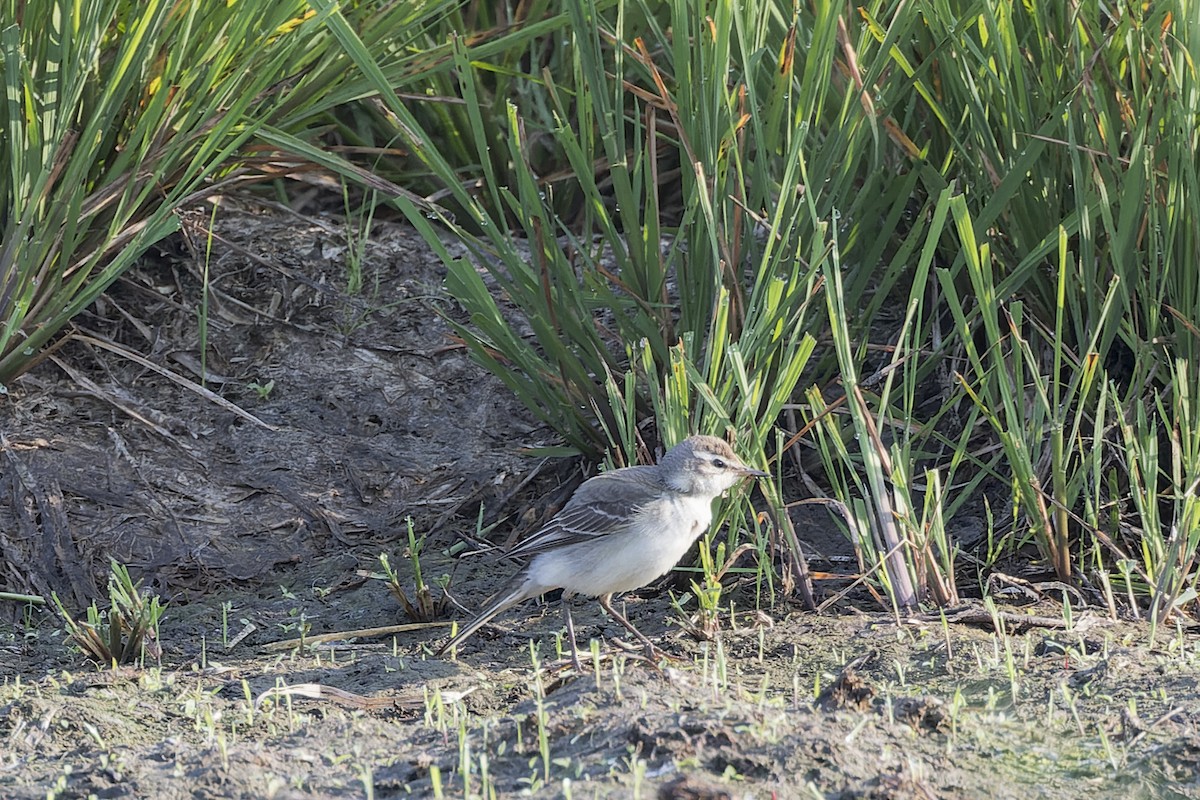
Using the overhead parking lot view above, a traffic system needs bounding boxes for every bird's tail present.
[436,577,536,656]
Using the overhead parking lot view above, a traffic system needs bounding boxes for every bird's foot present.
[610,637,672,667]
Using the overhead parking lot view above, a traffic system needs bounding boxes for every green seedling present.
[380,516,447,622]
[247,379,275,399]
[680,538,725,641]
[671,539,757,642]
[430,764,444,799]
[341,182,378,298]
[528,643,552,786]
[53,560,165,666]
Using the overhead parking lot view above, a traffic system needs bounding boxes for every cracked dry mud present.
[1,209,1197,799]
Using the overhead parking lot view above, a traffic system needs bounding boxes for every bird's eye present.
[712,458,727,468]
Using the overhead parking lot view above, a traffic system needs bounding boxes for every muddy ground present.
[1,207,1198,799]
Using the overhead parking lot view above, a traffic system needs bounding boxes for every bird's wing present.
[505,467,664,557]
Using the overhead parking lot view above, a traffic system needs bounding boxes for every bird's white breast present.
[525,492,715,598]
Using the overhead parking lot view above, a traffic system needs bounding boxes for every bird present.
[437,434,766,666]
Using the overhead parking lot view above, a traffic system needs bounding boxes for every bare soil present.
[2,208,1198,799]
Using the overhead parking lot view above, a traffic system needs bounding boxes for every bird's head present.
[659,434,767,496]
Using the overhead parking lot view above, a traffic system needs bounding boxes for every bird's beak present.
[740,465,768,479]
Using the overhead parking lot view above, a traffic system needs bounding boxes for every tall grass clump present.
[804,0,1199,615]
[917,2,1198,618]
[1,0,306,382]
[0,0,538,386]
[399,0,842,458]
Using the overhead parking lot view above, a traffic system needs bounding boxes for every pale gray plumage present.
[438,435,765,662]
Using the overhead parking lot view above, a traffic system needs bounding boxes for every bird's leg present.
[561,599,584,671]
[598,594,668,662]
